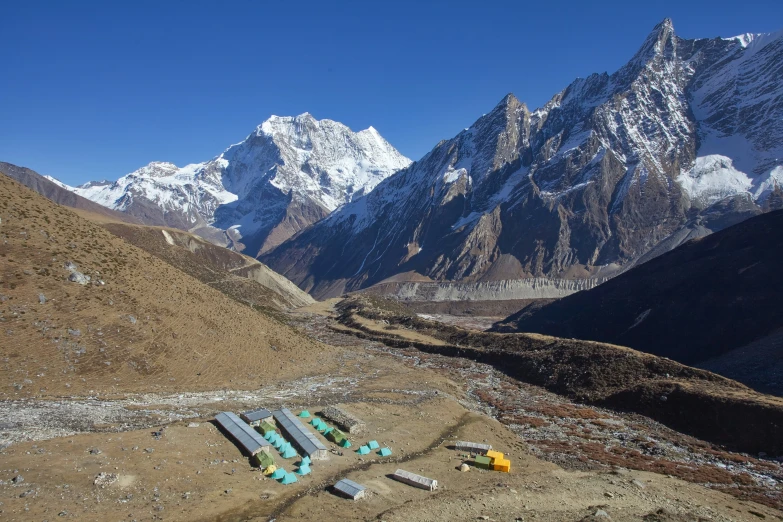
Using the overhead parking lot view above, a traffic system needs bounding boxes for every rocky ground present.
[0,302,781,521]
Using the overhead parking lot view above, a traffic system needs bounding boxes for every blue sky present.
[2,0,781,185]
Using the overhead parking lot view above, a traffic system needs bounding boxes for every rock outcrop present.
[262,20,783,299]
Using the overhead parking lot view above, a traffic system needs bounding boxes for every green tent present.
[273,438,285,450]
[280,472,298,485]
[300,456,311,466]
[341,439,352,449]
[378,447,392,457]
[298,410,311,418]
[474,455,492,470]
[258,421,276,436]
[356,445,370,455]
[296,464,311,475]
[270,468,286,480]
[327,428,346,445]
[310,417,322,427]
[252,450,276,469]
[368,440,379,450]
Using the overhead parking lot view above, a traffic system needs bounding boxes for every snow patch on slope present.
[678,155,783,207]
[56,114,411,244]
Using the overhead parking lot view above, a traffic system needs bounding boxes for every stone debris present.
[64,260,90,285]
[93,472,118,488]
[68,271,90,285]
[320,405,366,434]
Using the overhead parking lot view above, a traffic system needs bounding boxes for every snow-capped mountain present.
[61,114,411,255]
[261,19,783,299]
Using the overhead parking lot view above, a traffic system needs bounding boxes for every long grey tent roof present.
[215,412,270,456]
[334,478,366,499]
[272,408,327,458]
[241,408,272,423]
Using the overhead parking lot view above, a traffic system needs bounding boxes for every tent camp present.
[333,478,367,500]
[280,473,298,485]
[455,441,492,454]
[273,408,329,460]
[240,408,273,427]
[281,446,298,459]
[326,428,347,445]
[391,469,437,491]
[321,406,366,434]
[214,412,271,456]
[252,450,275,469]
[257,421,276,436]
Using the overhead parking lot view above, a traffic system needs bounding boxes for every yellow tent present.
[493,458,511,473]
[486,450,504,461]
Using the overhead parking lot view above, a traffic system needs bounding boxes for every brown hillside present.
[335,295,783,455]
[0,161,139,224]
[101,223,314,311]
[493,210,783,396]
[0,173,334,399]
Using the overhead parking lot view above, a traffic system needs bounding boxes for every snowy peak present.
[644,18,675,53]
[261,19,783,298]
[622,18,679,79]
[56,113,410,256]
[134,162,179,177]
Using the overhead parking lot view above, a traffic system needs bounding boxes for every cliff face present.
[262,21,783,299]
[361,278,607,302]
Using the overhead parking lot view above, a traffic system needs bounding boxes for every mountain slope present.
[0,172,332,399]
[0,162,139,224]
[262,20,783,299]
[102,223,314,310]
[58,114,410,256]
[492,210,783,395]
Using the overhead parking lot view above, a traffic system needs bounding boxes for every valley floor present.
[1,302,781,521]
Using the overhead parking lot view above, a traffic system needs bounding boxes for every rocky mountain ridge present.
[261,20,783,298]
[55,114,410,256]
[493,209,783,396]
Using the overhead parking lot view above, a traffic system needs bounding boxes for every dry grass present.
[0,174,336,399]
